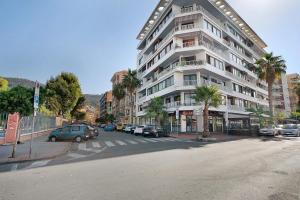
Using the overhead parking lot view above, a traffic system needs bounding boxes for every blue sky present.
[0,0,299,94]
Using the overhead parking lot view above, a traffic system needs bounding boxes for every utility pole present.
[29,81,40,158]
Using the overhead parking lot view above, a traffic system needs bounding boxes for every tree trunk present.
[203,103,209,137]
[130,93,134,124]
[267,81,274,121]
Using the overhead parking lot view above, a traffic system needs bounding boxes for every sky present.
[0,0,299,94]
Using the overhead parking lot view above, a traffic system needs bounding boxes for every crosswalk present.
[77,137,185,151]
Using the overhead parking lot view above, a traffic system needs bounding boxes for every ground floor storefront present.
[137,110,256,134]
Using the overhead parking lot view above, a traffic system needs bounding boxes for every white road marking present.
[163,138,179,141]
[67,153,87,159]
[134,139,148,143]
[126,140,138,144]
[92,142,101,148]
[151,138,168,142]
[143,138,158,142]
[105,141,115,147]
[115,140,127,146]
[25,160,51,169]
[78,143,87,151]
[11,164,18,171]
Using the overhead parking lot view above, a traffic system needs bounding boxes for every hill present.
[2,77,45,89]
[84,94,100,108]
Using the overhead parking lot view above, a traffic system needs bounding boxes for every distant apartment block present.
[287,73,300,112]
[272,73,291,116]
[99,90,113,119]
[135,0,270,132]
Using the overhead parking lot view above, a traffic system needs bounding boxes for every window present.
[184,93,196,105]
[206,54,224,70]
[204,19,221,38]
[147,76,174,96]
[72,126,80,131]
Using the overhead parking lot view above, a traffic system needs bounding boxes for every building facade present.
[272,73,291,117]
[135,0,270,133]
[111,70,137,124]
[287,73,300,112]
[99,90,113,119]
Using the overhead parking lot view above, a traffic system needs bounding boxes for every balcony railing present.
[184,80,198,86]
[183,41,196,48]
[181,6,194,13]
[165,101,181,108]
[227,105,246,112]
[171,60,204,68]
[201,79,232,92]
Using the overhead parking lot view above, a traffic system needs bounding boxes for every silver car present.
[281,124,300,137]
[259,125,278,136]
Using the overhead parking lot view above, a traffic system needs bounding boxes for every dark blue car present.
[104,124,115,132]
[49,124,89,143]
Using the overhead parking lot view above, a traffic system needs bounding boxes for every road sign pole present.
[29,81,40,158]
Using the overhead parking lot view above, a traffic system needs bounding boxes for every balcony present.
[165,101,181,108]
[184,80,198,86]
[227,105,246,112]
[183,41,196,48]
[201,79,232,93]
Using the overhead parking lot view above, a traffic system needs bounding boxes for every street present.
[0,131,300,200]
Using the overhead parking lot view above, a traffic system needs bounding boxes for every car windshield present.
[283,124,297,129]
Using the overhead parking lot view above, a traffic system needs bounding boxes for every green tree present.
[291,112,300,120]
[0,86,34,116]
[122,69,141,124]
[105,114,115,123]
[193,86,222,137]
[275,112,285,124]
[145,97,168,127]
[247,107,267,128]
[0,78,8,91]
[256,52,286,118]
[45,72,82,117]
[70,96,86,121]
[112,83,125,121]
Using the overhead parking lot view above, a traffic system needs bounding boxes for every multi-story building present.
[287,73,300,112]
[99,90,113,119]
[272,73,291,116]
[111,70,138,124]
[135,0,270,133]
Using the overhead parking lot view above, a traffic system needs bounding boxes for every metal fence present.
[0,113,8,137]
[18,113,57,135]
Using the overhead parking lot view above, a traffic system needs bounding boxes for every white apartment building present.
[135,0,269,133]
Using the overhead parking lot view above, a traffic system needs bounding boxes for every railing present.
[183,41,196,48]
[171,60,204,68]
[181,6,194,13]
[175,24,199,32]
[199,40,229,59]
[201,79,232,92]
[165,101,181,108]
[228,105,246,112]
[184,80,198,86]
[225,71,257,87]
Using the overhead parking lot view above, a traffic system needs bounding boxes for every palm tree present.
[193,85,222,137]
[145,97,168,127]
[122,69,141,124]
[255,52,286,118]
[112,83,125,121]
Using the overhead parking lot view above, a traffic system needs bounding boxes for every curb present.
[0,142,72,165]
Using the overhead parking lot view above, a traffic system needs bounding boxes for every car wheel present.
[75,136,82,143]
[49,136,56,142]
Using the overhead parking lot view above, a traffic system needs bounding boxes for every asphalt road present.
[0,131,300,200]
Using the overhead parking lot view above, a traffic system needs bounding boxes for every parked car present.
[116,123,126,132]
[143,125,166,137]
[124,124,136,134]
[48,124,89,143]
[99,124,106,128]
[281,124,300,137]
[259,125,278,136]
[87,125,99,138]
[134,125,146,135]
[104,124,115,132]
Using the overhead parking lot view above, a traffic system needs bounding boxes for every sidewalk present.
[0,133,71,164]
[170,132,251,142]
